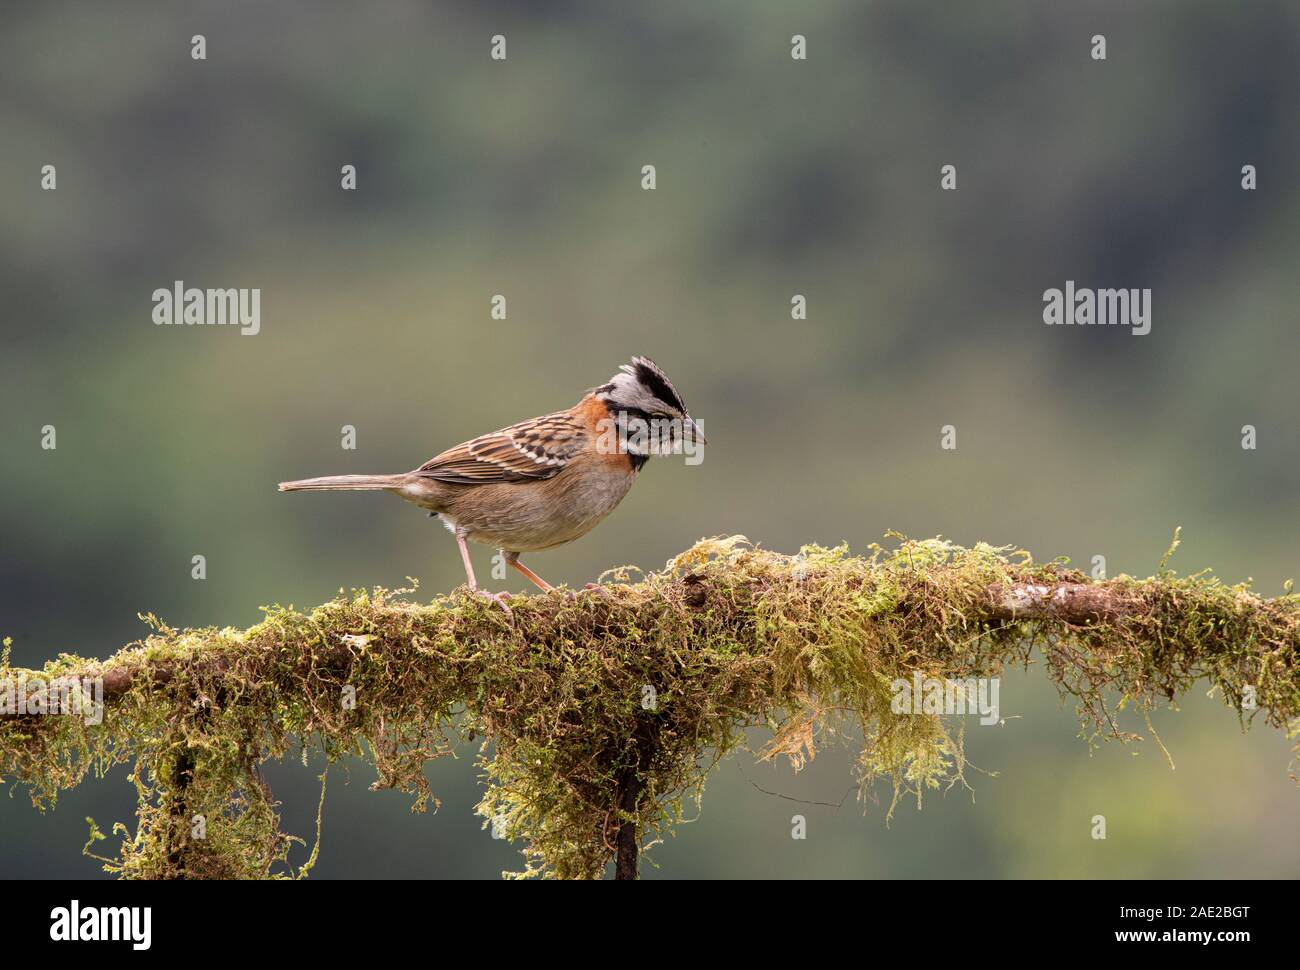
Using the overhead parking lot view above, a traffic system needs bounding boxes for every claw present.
[473,588,514,618]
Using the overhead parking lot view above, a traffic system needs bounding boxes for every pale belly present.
[431,462,637,553]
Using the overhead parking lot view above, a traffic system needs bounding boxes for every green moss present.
[1,535,1297,879]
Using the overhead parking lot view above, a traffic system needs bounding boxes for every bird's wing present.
[414,411,588,484]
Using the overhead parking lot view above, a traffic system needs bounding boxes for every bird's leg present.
[457,532,512,616]
[456,531,479,588]
[505,552,556,593]
[506,552,612,601]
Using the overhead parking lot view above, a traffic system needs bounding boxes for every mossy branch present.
[2,535,1297,879]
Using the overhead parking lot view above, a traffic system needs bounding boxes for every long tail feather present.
[278,474,404,492]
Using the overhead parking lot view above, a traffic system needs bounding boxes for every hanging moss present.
[1,534,1296,879]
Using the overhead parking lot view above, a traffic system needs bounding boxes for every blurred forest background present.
[2,0,1298,878]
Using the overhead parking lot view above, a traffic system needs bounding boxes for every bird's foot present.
[568,582,613,602]
[472,588,514,618]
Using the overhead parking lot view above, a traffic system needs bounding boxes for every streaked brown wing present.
[414,411,587,484]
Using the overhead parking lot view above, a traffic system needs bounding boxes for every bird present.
[278,356,706,612]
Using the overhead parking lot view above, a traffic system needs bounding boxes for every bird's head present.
[595,356,706,456]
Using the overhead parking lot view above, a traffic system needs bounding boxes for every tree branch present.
[1,535,1296,879]
[2,581,1138,713]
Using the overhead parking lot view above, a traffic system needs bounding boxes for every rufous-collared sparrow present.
[278,357,705,611]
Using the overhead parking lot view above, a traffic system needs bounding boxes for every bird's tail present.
[278,474,406,492]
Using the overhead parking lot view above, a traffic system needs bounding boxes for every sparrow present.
[278,357,705,612]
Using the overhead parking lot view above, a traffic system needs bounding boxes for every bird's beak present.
[683,416,707,446]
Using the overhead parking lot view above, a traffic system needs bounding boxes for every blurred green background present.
[2,0,1297,878]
